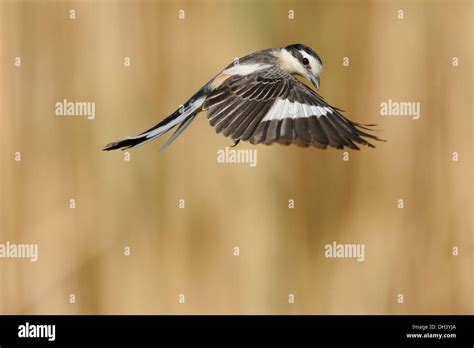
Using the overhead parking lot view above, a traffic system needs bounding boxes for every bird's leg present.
[231,139,240,147]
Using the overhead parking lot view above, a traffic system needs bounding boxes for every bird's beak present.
[310,76,320,90]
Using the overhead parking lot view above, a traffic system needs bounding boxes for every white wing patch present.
[262,99,332,121]
[223,63,272,76]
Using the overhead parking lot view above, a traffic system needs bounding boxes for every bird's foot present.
[231,139,240,147]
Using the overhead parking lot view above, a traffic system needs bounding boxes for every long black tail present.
[103,90,207,151]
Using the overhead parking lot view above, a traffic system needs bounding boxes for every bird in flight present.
[104,44,383,151]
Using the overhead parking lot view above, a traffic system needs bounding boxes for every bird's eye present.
[302,58,309,65]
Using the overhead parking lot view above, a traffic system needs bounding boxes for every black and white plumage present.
[104,44,383,151]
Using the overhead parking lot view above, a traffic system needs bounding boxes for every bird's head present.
[275,43,323,90]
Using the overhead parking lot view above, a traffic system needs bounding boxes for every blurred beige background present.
[0,0,472,314]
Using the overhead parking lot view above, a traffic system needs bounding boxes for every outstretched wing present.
[203,66,382,149]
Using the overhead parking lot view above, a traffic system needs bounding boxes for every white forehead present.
[300,50,321,75]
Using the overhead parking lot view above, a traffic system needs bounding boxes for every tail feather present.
[102,137,150,151]
[103,95,206,151]
[160,113,198,152]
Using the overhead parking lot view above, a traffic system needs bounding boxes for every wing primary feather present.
[279,118,294,145]
[308,116,329,148]
[319,116,348,149]
[249,120,269,144]
[214,100,245,134]
[264,119,280,143]
[294,118,311,146]
[208,98,237,125]
[240,102,271,141]
[223,100,257,137]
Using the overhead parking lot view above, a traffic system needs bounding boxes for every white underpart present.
[125,97,205,142]
[223,63,272,76]
[262,99,332,121]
